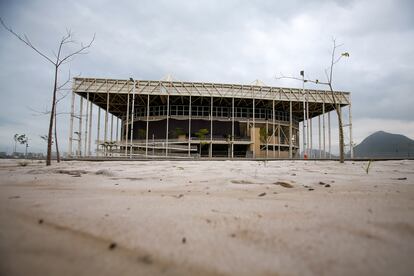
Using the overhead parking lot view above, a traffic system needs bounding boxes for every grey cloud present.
[0,0,413,153]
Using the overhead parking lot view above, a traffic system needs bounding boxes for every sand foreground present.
[0,159,413,276]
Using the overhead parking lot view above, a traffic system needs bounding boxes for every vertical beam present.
[166,94,169,157]
[310,117,313,158]
[349,102,354,159]
[252,98,255,158]
[96,107,100,156]
[278,124,281,157]
[265,119,268,159]
[111,114,114,142]
[130,81,136,158]
[87,101,93,156]
[272,99,275,158]
[302,92,306,158]
[116,117,119,142]
[323,101,326,158]
[104,84,109,148]
[125,84,130,156]
[289,99,293,158]
[188,95,192,157]
[84,92,89,156]
[78,96,83,157]
[68,91,75,157]
[231,97,234,158]
[318,115,321,159]
[145,94,149,157]
[209,96,213,158]
[328,111,331,159]
[307,98,310,157]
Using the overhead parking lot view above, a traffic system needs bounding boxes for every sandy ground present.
[0,159,413,276]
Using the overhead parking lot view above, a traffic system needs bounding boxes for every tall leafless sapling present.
[277,39,349,163]
[0,18,94,165]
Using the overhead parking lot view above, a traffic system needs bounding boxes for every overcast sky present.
[0,0,413,154]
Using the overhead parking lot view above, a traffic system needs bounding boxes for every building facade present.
[68,78,353,159]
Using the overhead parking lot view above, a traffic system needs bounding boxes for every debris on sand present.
[319,181,326,185]
[231,180,254,184]
[182,237,186,244]
[109,242,117,250]
[38,219,44,224]
[174,194,184,199]
[274,181,294,188]
[324,184,331,188]
[55,169,88,176]
[95,169,114,177]
[8,196,20,199]
[308,188,315,191]
[397,177,407,180]
[138,255,153,265]
[258,192,266,197]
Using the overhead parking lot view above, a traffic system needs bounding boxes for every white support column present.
[188,95,192,157]
[323,101,326,158]
[302,90,306,158]
[115,117,119,153]
[125,85,130,156]
[87,101,93,156]
[104,87,109,144]
[68,91,75,157]
[278,124,281,157]
[166,94,169,157]
[84,92,89,156]
[145,94,150,157]
[231,97,234,159]
[266,119,269,159]
[96,107,100,156]
[252,98,255,158]
[318,115,321,159]
[272,99,276,158]
[310,117,313,158]
[289,99,293,158]
[111,114,114,142]
[130,81,136,158]
[328,111,331,159]
[209,96,213,158]
[78,96,83,157]
[307,96,310,157]
[349,102,354,159]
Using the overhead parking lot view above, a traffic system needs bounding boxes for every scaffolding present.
[68,77,353,159]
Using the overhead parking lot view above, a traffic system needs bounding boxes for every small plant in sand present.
[363,160,373,174]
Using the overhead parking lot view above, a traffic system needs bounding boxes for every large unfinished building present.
[68,77,353,159]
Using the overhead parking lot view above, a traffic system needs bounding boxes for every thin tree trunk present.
[54,103,60,162]
[329,84,345,163]
[47,65,58,166]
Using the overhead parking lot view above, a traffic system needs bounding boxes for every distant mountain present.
[354,131,414,158]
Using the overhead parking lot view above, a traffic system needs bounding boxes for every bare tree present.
[29,73,72,163]
[277,39,349,163]
[0,18,94,165]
